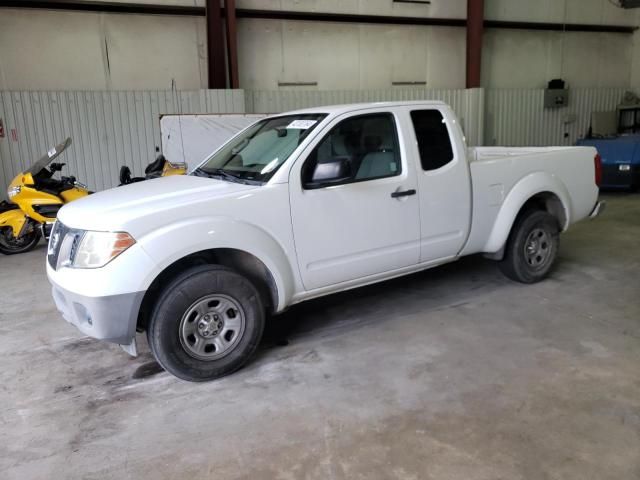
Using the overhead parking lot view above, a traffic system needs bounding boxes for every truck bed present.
[461,146,599,255]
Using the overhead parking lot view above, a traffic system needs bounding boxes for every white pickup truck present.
[47,101,603,381]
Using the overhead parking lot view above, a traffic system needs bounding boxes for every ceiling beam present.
[0,1,636,34]
[0,0,203,16]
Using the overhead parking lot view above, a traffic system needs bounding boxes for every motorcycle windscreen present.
[24,137,72,175]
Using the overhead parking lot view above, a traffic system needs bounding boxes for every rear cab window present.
[410,110,454,171]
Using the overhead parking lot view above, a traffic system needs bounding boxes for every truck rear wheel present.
[147,265,265,382]
[498,210,559,284]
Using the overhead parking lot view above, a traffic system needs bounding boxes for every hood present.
[58,175,257,233]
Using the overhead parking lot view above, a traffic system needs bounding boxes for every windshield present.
[195,114,326,183]
[25,137,72,175]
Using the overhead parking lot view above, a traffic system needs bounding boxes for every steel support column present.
[224,0,239,89]
[466,0,484,89]
[206,0,226,89]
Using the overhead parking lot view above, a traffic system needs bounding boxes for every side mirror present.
[304,157,352,189]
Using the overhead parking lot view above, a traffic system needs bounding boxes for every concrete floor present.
[1,193,639,480]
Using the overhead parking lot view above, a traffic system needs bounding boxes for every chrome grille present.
[47,221,68,270]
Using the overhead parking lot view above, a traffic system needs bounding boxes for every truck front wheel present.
[498,210,559,284]
[147,265,265,382]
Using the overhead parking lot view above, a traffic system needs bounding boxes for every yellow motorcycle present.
[119,153,187,186]
[0,138,90,255]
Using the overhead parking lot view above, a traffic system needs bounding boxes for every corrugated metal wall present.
[246,89,469,113]
[0,87,634,199]
[0,90,245,196]
[245,88,484,146]
[484,87,632,147]
[161,114,267,164]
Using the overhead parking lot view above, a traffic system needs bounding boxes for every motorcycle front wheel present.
[0,226,41,255]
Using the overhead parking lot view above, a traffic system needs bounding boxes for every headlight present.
[7,186,21,198]
[71,231,136,269]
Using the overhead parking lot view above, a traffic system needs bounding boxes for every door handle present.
[390,189,416,198]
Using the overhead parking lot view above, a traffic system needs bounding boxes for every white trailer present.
[160,114,266,166]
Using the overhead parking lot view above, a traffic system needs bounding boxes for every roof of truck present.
[282,100,447,116]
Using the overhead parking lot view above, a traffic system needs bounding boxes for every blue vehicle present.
[577,135,640,190]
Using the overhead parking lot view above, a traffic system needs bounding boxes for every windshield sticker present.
[287,120,317,130]
[47,148,57,158]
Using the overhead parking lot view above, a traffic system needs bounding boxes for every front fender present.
[137,217,296,311]
[0,209,27,237]
[483,172,571,253]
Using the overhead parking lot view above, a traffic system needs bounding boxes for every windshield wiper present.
[194,167,246,184]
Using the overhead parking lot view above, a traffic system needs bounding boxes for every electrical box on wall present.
[544,79,568,109]
[545,89,569,108]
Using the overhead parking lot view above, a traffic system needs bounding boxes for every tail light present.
[594,153,602,188]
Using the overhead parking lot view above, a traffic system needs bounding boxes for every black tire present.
[0,226,41,255]
[498,210,559,284]
[147,265,265,382]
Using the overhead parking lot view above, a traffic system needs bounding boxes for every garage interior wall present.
[0,89,245,194]
[0,1,639,197]
[0,0,639,90]
[484,0,638,88]
[0,85,633,200]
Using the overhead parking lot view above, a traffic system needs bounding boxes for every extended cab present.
[47,101,604,381]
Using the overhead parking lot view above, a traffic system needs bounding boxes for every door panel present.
[289,110,420,291]
[404,107,472,262]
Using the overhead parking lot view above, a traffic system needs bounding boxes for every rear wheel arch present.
[485,190,568,261]
[517,191,567,230]
[137,248,278,332]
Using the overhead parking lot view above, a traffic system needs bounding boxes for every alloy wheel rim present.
[179,294,246,361]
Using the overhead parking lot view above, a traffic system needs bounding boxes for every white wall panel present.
[0,90,245,198]
[427,27,467,90]
[562,33,631,88]
[237,19,467,90]
[103,15,206,90]
[0,9,207,91]
[281,21,360,89]
[484,87,631,147]
[565,0,637,27]
[483,29,633,89]
[486,0,638,26]
[0,10,107,91]
[632,31,640,87]
[2,4,637,92]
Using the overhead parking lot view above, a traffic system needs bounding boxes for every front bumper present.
[46,235,159,354]
[51,282,144,348]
